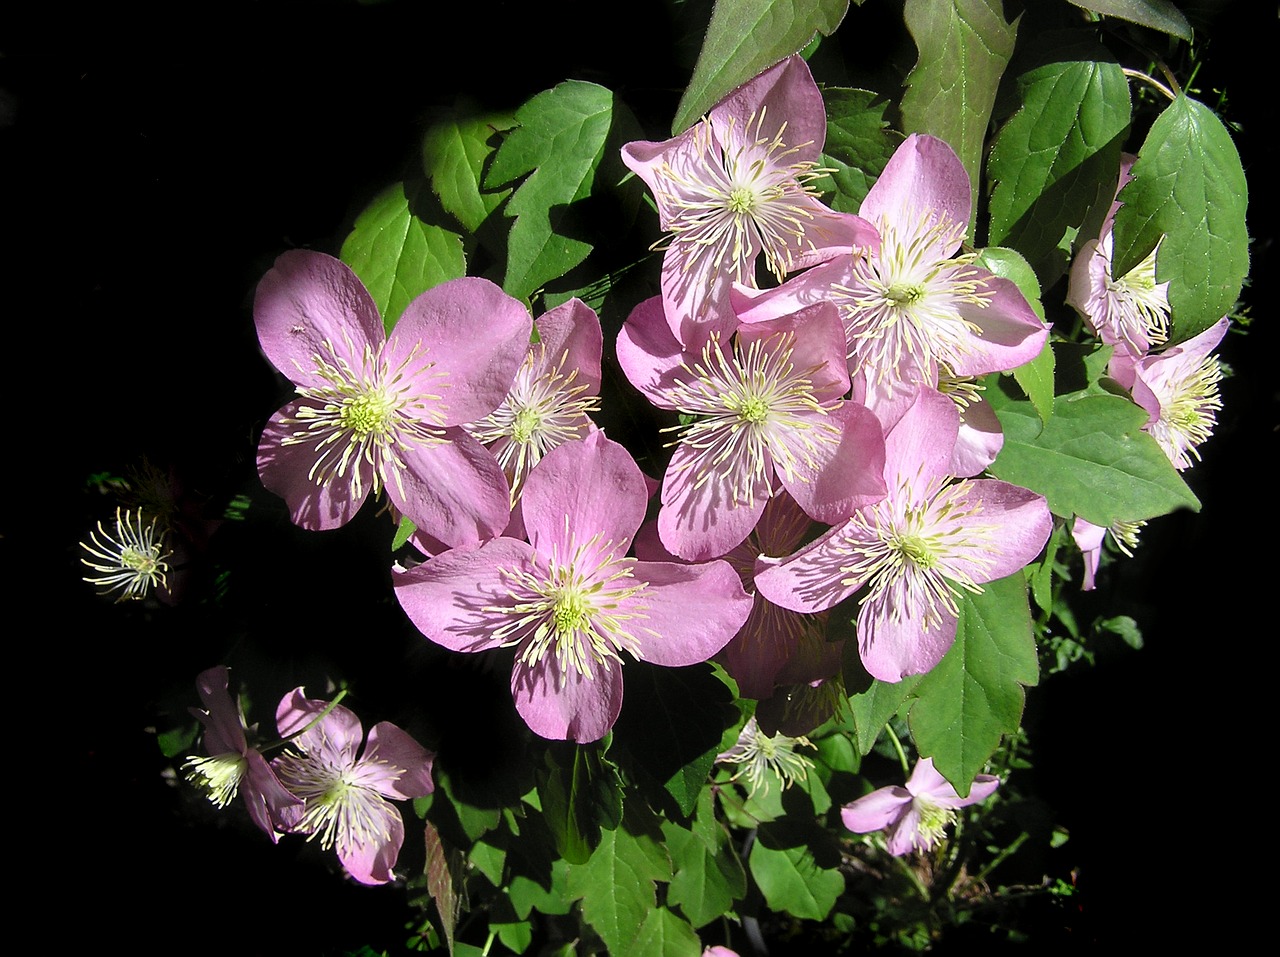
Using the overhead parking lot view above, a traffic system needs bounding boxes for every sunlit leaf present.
[819,87,900,213]
[1066,0,1192,40]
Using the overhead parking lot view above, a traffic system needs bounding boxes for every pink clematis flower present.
[463,297,603,506]
[622,55,875,348]
[393,432,754,743]
[1068,154,1170,361]
[841,756,998,856]
[183,666,301,842]
[754,387,1052,682]
[617,295,887,561]
[272,689,435,885]
[1071,515,1144,591]
[735,133,1048,398]
[254,250,531,545]
[1129,317,1228,471]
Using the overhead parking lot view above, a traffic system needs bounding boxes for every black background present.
[8,0,1275,952]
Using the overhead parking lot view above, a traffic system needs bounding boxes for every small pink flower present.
[394,432,753,743]
[841,756,998,856]
[272,690,435,885]
[183,666,301,843]
[254,250,531,545]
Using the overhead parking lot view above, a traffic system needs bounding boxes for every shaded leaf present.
[1111,94,1249,343]
[632,907,702,957]
[908,574,1038,793]
[1066,0,1192,40]
[987,51,1130,282]
[339,180,466,331]
[673,0,851,134]
[846,675,920,756]
[818,87,900,212]
[663,789,747,927]
[422,109,517,234]
[900,0,1018,232]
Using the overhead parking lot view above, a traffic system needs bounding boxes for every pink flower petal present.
[840,785,912,833]
[391,428,512,547]
[628,559,753,666]
[362,722,436,800]
[256,401,372,531]
[511,654,624,743]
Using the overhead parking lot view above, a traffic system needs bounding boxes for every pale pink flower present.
[842,756,998,856]
[735,134,1048,396]
[254,250,530,545]
[183,666,301,842]
[272,689,435,885]
[393,432,753,743]
[1129,317,1228,470]
[754,388,1052,682]
[1071,516,1144,591]
[464,297,603,505]
[617,295,887,561]
[622,55,874,348]
[1068,154,1170,359]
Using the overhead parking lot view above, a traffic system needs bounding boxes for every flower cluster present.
[184,667,435,884]
[1067,155,1229,587]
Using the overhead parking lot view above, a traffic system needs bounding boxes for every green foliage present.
[339,180,467,331]
[1111,94,1250,343]
[673,0,852,134]
[900,0,1018,232]
[662,789,748,927]
[422,109,517,235]
[1065,0,1192,40]
[486,81,615,300]
[908,575,1040,793]
[749,825,844,920]
[818,87,901,212]
[988,388,1200,524]
[987,47,1131,283]
[566,818,676,955]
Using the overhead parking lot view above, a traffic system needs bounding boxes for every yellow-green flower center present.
[728,185,759,215]
[339,388,397,437]
[511,406,543,444]
[184,753,248,809]
[913,796,956,851]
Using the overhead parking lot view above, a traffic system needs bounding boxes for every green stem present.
[884,724,910,777]
[481,929,496,957]
[975,831,1029,884]
[1123,67,1177,101]
[260,687,350,754]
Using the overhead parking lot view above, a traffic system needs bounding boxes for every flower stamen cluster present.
[80,507,171,601]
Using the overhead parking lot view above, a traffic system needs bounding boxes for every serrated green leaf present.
[507,858,574,919]
[818,87,900,213]
[987,52,1131,282]
[663,790,747,927]
[987,391,1200,524]
[901,0,1017,233]
[748,838,843,920]
[339,180,466,331]
[468,838,506,887]
[567,825,672,955]
[632,907,703,957]
[1111,95,1249,342]
[422,109,516,234]
[485,81,614,299]
[1065,0,1191,40]
[673,0,851,134]
[907,574,1038,792]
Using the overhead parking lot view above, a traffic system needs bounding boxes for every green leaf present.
[1111,94,1249,343]
[632,907,703,957]
[1065,0,1192,40]
[567,823,672,955]
[422,109,517,234]
[535,743,623,865]
[673,0,851,134]
[662,789,747,927]
[748,835,843,920]
[818,87,900,213]
[987,390,1200,524]
[339,180,466,331]
[986,51,1131,282]
[486,81,614,300]
[847,676,921,756]
[907,574,1039,793]
[508,858,574,919]
[900,0,1018,232]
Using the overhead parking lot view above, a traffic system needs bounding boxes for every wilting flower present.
[736,133,1048,397]
[464,297,602,505]
[755,388,1052,682]
[1068,154,1170,359]
[183,666,301,842]
[1071,516,1145,591]
[1130,318,1227,470]
[394,432,753,743]
[254,250,530,545]
[622,55,874,348]
[842,756,998,856]
[617,296,886,560]
[272,688,435,885]
[717,716,815,796]
[80,508,171,601]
